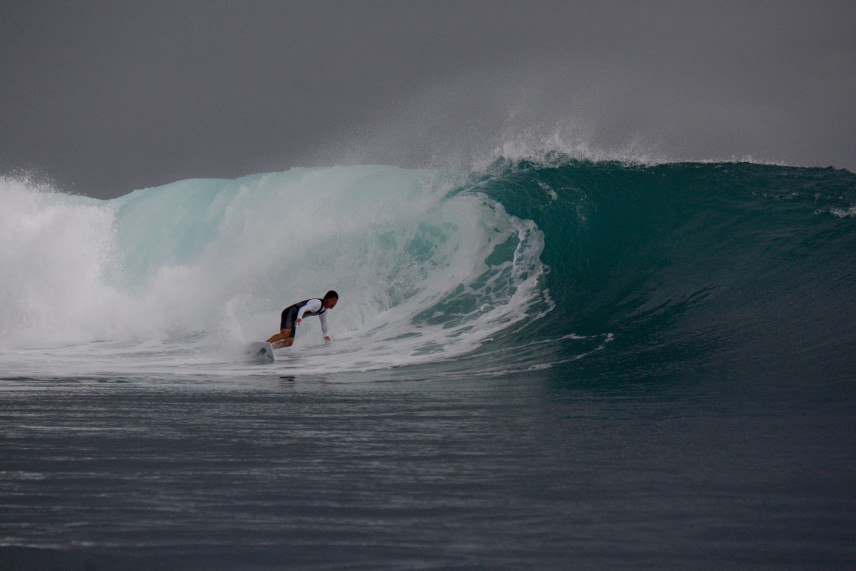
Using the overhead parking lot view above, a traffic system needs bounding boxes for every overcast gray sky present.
[2,0,855,198]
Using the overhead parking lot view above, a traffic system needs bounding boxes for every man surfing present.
[266,290,338,349]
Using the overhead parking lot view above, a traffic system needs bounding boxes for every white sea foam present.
[0,166,549,377]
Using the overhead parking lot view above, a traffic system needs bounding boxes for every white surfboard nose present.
[245,341,275,361]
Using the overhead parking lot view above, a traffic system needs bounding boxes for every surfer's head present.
[323,290,339,309]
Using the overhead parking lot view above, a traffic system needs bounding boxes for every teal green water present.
[474,161,856,390]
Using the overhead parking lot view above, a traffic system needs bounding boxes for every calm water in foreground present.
[2,363,854,570]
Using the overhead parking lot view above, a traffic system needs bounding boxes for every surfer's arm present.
[319,312,329,338]
[295,299,323,324]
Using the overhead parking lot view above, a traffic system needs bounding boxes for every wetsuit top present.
[296,298,329,336]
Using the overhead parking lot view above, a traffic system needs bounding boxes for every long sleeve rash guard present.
[297,298,329,336]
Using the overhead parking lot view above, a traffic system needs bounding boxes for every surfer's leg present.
[268,330,293,349]
[266,329,290,346]
[276,333,294,349]
[267,306,298,348]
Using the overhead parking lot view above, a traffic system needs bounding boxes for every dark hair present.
[323,290,339,301]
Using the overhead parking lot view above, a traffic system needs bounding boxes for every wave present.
[2,158,855,381]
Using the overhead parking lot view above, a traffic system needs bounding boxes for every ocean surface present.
[2,157,855,569]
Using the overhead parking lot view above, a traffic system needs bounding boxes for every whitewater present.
[1,165,559,378]
[2,157,855,569]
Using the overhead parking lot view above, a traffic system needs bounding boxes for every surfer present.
[266,290,339,349]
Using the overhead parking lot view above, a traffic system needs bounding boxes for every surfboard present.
[245,341,275,361]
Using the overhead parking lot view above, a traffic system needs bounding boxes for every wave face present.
[2,160,855,382]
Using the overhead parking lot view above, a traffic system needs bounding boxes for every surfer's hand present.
[296,318,302,325]
[323,336,331,344]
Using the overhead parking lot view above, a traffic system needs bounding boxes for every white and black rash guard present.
[296,298,329,336]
